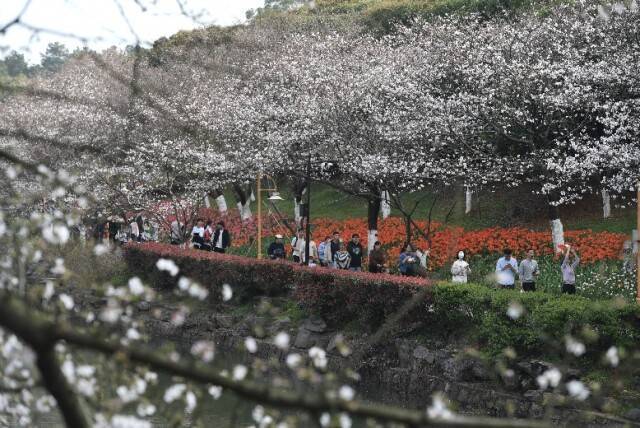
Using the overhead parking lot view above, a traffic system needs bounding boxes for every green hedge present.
[430,283,640,357]
[124,244,640,358]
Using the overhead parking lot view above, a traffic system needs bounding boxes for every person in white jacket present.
[296,235,318,265]
[451,251,471,283]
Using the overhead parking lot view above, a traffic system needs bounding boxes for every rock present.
[524,390,542,403]
[395,339,414,368]
[625,408,640,421]
[214,314,234,329]
[441,356,490,382]
[293,328,317,349]
[327,333,342,354]
[529,403,544,418]
[269,317,291,334]
[137,301,150,311]
[413,346,435,364]
[301,316,327,333]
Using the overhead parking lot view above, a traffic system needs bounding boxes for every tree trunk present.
[233,184,253,221]
[602,189,611,219]
[548,202,565,252]
[404,215,412,248]
[465,187,472,214]
[292,179,307,229]
[380,190,391,219]
[216,195,228,214]
[368,194,381,253]
[209,189,228,214]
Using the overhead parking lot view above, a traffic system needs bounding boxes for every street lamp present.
[637,181,640,304]
[256,173,283,259]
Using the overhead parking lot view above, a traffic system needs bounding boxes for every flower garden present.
[160,209,635,301]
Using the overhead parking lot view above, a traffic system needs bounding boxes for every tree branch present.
[0,293,549,428]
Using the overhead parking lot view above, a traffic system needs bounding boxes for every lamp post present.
[637,181,640,304]
[304,150,312,266]
[256,173,283,259]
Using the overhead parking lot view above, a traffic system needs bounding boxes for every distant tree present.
[40,42,70,73]
[1,51,30,77]
[246,0,310,19]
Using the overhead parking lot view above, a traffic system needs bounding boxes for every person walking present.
[267,234,286,260]
[135,214,145,242]
[451,251,471,283]
[291,229,303,263]
[212,221,231,253]
[368,241,387,273]
[518,249,540,292]
[334,242,351,270]
[496,248,518,289]
[561,245,580,294]
[129,219,140,242]
[318,236,333,267]
[399,243,420,277]
[297,234,318,265]
[329,231,341,266]
[346,234,364,272]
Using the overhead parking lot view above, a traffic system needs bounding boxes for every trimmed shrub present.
[123,243,430,327]
[430,284,640,357]
[124,244,640,357]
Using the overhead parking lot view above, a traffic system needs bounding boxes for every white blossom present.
[605,346,620,367]
[221,283,233,301]
[208,385,222,400]
[156,258,179,276]
[506,302,524,320]
[233,365,248,381]
[565,336,586,357]
[566,380,590,400]
[286,353,302,369]
[338,385,355,401]
[128,277,145,296]
[163,384,186,403]
[309,347,328,369]
[191,341,215,362]
[245,337,258,354]
[274,332,290,350]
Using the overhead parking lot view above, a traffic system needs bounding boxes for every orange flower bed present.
[163,209,626,268]
[301,218,626,268]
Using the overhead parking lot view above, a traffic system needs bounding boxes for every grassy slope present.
[226,184,636,233]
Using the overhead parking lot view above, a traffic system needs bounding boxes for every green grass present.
[225,182,636,233]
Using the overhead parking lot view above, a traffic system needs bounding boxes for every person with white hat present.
[268,234,287,260]
[451,250,471,283]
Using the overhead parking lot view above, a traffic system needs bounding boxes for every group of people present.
[266,230,430,275]
[92,215,159,244]
[269,231,369,271]
[264,230,581,294]
[188,219,231,253]
[492,245,580,294]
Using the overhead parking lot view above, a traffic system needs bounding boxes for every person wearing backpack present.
[451,251,471,283]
